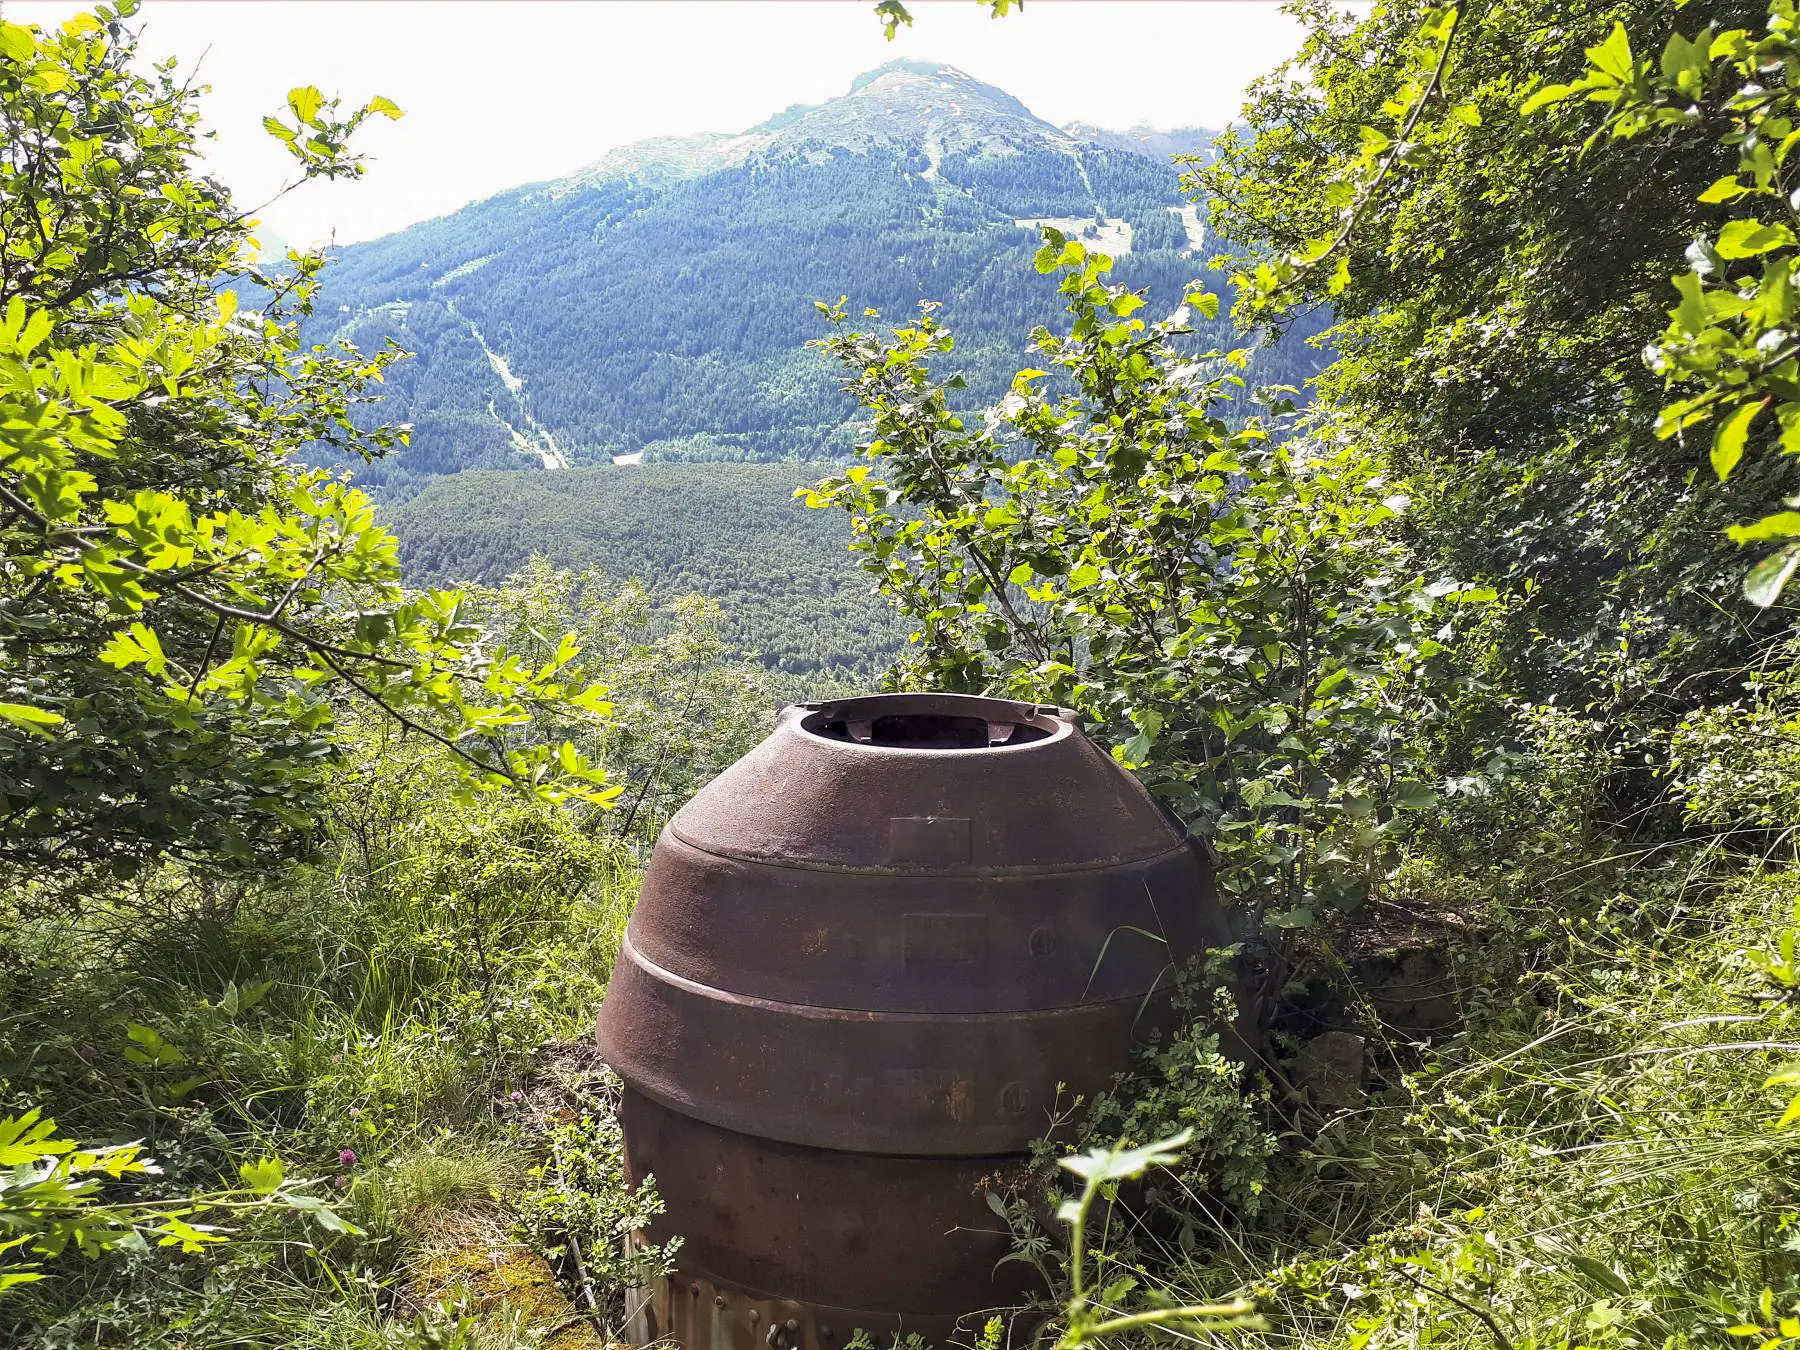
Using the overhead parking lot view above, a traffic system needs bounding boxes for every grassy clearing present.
[12,693,1800,1350]
[1077,853,1800,1347]
[0,730,640,1349]
[11,684,1800,1350]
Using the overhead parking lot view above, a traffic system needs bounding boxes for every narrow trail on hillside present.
[445,297,569,470]
[1065,144,1100,211]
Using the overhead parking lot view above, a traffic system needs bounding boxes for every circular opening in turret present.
[799,694,1067,750]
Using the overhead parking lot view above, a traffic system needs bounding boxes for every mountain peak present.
[559,61,1075,193]
[844,58,1038,123]
[1064,122,1221,162]
[848,57,955,91]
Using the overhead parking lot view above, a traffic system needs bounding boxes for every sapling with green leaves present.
[806,233,1492,938]
[0,1109,352,1296]
[1053,1129,1259,1347]
[0,3,618,888]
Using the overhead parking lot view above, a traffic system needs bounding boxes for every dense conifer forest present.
[389,465,901,675]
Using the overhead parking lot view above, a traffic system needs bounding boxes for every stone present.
[1293,1029,1367,1110]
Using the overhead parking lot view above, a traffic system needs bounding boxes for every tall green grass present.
[0,728,638,1347]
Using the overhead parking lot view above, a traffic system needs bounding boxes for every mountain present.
[555,60,1068,190]
[309,60,1329,498]
[1062,122,1220,163]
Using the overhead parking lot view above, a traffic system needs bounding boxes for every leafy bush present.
[0,662,643,1343]
[808,240,1496,940]
[1669,650,1800,834]
[514,1106,679,1337]
[1072,969,1275,1224]
[0,4,610,893]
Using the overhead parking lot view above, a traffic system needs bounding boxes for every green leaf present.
[1565,1253,1631,1296]
[0,702,63,738]
[122,1023,186,1068]
[237,1157,285,1195]
[1586,21,1633,82]
[1727,511,1800,544]
[874,0,912,40]
[1392,781,1439,810]
[286,1194,362,1235]
[0,22,36,62]
[1744,545,1800,608]
[99,622,167,677]
[1712,400,1764,480]
[1699,175,1749,204]
[0,1110,75,1166]
[363,94,403,120]
[1716,219,1796,259]
[154,1216,228,1252]
[219,979,275,1016]
[1184,289,1220,319]
[25,66,69,94]
[1520,82,1576,114]
[1312,667,1350,700]
[287,86,323,124]
[1670,269,1709,333]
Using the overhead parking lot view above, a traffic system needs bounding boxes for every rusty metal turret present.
[595,692,1225,1349]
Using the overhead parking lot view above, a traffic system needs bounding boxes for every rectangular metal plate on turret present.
[888,815,971,863]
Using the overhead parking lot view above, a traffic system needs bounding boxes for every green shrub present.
[1072,967,1275,1224]
[514,1106,679,1336]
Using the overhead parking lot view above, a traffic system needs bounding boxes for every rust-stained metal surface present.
[595,693,1224,1344]
[622,1092,1029,1340]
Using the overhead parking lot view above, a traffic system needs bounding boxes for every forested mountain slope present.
[388,464,900,674]
[311,60,1328,497]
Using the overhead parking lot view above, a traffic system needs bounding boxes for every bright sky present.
[5,0,1311,248]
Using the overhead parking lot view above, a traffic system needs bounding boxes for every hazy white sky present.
[5,0,1311,248]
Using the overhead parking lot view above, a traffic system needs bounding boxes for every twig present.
[312,647,515,784]
[1392,1268,1513,1350]
[564,1231,603,1321]
[1286,2,1464,287]
[184,613,226,702]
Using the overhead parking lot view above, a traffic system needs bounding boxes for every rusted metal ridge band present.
[597,935,1174,1156]
[664,823,1197,876]
[628,832,1211,1014]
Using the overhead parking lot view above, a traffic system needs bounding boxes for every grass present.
[10,845,1800,1349]
[8,666,1800,1350]
[0,732,642,1349]
[1088,855,1800,1350]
